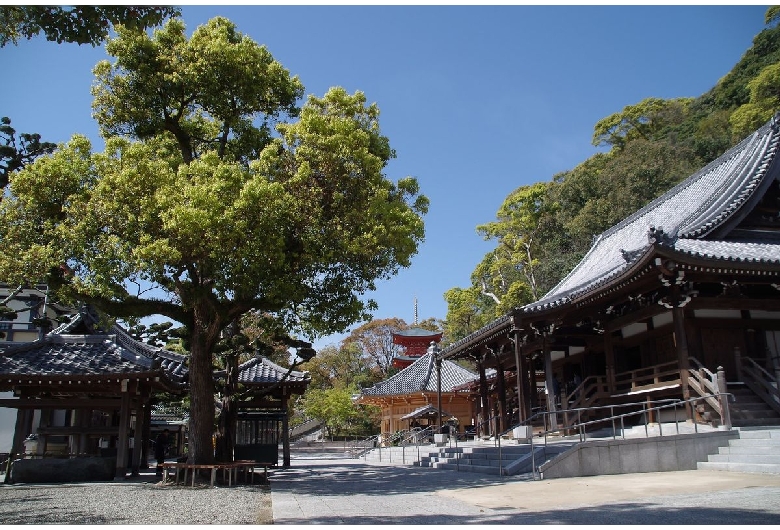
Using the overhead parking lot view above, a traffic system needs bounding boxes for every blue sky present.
[0,5,770,350]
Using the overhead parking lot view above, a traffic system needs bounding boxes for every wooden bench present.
[162,460,271,488]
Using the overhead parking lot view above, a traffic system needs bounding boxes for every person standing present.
[155,429,169,477]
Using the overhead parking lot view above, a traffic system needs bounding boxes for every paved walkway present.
[270,452,780,524]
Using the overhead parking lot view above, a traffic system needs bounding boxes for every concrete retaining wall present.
[9,457,116,484]
[539,430,739,479]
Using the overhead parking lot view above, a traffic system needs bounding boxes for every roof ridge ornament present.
[772,112,780,133]
[647,225,676,246]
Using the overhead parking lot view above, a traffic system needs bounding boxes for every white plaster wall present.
[0,391,16,453]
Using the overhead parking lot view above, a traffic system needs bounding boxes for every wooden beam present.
[0,398,124,409]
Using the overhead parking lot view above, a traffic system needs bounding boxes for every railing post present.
[734,347,742,382]
[717,366,732,430]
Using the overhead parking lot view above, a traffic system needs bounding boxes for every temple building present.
[439,114,780,434]
[357,344,477,440]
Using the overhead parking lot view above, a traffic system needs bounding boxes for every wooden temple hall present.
[438,115,780,436]
[0,307,310,482]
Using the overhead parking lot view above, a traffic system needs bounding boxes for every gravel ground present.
[0,480,273,525]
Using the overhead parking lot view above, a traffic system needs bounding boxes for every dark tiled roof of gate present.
[0,313,188,384]
[234,356,310,385]
[360,351,477,396]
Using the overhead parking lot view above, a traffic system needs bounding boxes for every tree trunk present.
[187,319,221,465]
[215,353,238,463]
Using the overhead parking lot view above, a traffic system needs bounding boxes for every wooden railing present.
[560,375,609,428]
[740,356,780,416]
[688,357,722,415]
[614,360,680,394]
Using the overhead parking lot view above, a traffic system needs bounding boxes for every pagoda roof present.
[359,350,477,397]
[442,114,780,357]
[392,328,443,346]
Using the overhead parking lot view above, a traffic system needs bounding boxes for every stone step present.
[708,454,780,464]
[736,429,780,439]
[697,461,780,473]
[429,461,504,475]
[721,445,780,455]
[424,456,515,467]
[727,437,780,447]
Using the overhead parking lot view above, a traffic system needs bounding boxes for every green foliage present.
[0,6,180,47]
[592,97,694,150]
[0,117,57,196]
[301,343,379,391]
[730,62,780,138]
[443,285,501,343]
[342,317,407,376]
[299,383,379,437]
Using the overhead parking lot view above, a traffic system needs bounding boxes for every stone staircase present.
[359,440,574,476]
[698,428,780,473]
[728,384,780,428]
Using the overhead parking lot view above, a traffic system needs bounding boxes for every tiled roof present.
[234,356,310,385]
[360,351,477,397]
[400,403,453,420]
[672,239,780,263]
[0,312,188,386]
[0,334,156,376]
[526,115,780,314]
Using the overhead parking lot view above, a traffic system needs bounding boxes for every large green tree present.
[0,17,427,464]
[0,6,179,46]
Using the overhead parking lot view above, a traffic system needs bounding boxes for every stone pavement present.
[270,452,780,524]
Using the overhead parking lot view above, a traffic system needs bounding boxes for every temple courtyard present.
[2,449,780,525]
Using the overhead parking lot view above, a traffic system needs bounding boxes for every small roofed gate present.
[235,412,283,464]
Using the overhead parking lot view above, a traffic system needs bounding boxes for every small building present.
[357,344,478,440]
[0,307,310,482]
[0,308,187,481]
[229,356,310,467]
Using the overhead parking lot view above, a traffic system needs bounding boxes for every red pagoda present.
[391,301,442,368]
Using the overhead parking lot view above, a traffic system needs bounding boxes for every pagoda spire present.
[414,297,418,326]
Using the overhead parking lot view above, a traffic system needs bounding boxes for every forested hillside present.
[444,7,780,344]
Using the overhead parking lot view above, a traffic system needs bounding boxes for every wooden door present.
[699,328,743,381]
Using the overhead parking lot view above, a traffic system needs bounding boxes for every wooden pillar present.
[5,407,29,482]
[529,358,539,409]
[11,407,33,457]
[282,394,291,468]
[436,357,443,432]
[477,357,489,437]
[512,320,529,423]
[672,297,692,420]
[717,366,732,430]
[543,335,558,429]
[115,380,131,479]
[494,347,507,432]
[131,396,146,475]
[36,409,52,456]
[141,400,152,468]
[604,331,616,394]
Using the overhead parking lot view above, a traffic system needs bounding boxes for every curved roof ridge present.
[530,115,780,310]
